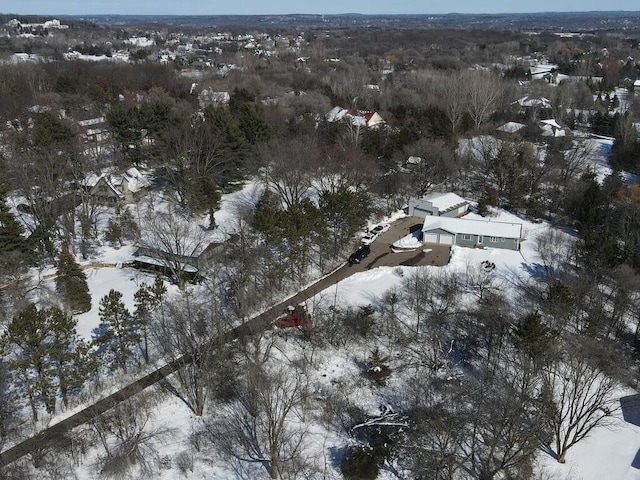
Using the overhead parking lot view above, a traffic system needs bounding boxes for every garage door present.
[413,207,432,217]
[439,234,454,245]
[423,233,438,243]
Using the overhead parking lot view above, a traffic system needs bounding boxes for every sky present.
[1,0,639,16]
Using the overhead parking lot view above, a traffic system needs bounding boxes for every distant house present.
[634,79,640,94]
[77,116,109,143]
[408,193,469,218]
[497,121,526,136]
[406,156,423,166]
[82,167,150,205]
[539,118,569,138]
[326,106,385,128]
[513,95,552,120]
[422,216,522,251]
[198,88,230,108]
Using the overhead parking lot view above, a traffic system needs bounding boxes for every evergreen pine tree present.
[0,186,28,260]
[56,248,92,314]
[1,304,56,419]
[0,183,31,277]
[513,311,553,364]
[133,277,166,363]
[46,306,93,406]
[0,359,13,448]
[93,289,139,372]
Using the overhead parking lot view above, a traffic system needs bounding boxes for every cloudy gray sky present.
[2,0,639,15]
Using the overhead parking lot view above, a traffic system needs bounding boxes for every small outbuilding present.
[408,193,469,218]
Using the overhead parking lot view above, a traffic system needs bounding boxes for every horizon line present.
[2,10,640,17]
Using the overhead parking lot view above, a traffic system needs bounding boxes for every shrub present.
[363,347,391,386]
[340,444,380,480]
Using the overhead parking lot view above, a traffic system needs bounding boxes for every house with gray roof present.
[422,216,522,251]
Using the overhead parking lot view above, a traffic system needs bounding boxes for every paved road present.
[0,216,448,469]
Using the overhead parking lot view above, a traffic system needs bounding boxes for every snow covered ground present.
[306,208,640,480]
[10,176,640,478]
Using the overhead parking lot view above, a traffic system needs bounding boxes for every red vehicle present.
[276,304,312,328]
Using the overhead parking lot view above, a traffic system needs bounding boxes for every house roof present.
[423,192,468,213]
[540,118,567,137]
[515,95,552,108]
[122,167,151,193]
[81,168,150,196]
[497,122,526,133]
[422,216,522,239]
[133,254,199,273]
[77,117,106,127]
[326,106,384,127]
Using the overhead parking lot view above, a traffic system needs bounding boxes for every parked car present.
[349,245,371,264]
[371,222,391,235]
[361,231,379,245]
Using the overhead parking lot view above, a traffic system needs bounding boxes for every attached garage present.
[422,231,454,245]
[439,234,454,245]
[423,233,439,244]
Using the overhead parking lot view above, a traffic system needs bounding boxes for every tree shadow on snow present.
[519,262,550,283]
[328,445,347,470]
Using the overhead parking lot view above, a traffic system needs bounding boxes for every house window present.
[461,234,473,241]
[490,237,499,242]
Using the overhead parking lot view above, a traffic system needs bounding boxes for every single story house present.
[422,216,522,251]
[408,193,469,218]
[132,241,226,281]
[513,95,553,120]
[134,241,225,269]
[406,155,423,166]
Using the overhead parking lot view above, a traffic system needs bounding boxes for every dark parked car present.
[349,245,371,264]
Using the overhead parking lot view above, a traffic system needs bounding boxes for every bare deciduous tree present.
[213,364,311,480]
[257,136,319,209]
[92,392,174,478]
[537,226,571,271]
[438,71,467,136]
[137,205,207,289]
[541,339,621,463]
[465,69,502,130]
[151,290,228,416]
[403,138,457,196]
